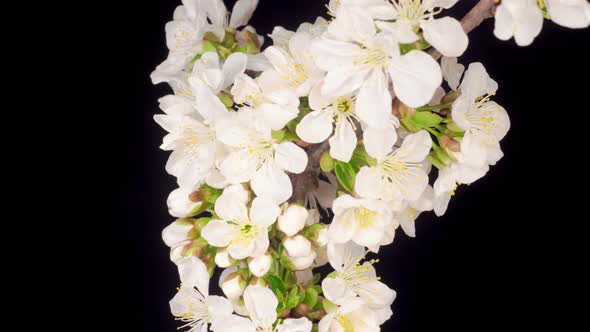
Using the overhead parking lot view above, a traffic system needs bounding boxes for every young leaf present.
[303,288,318,308]
[411,111,443,129]
[334,161,356,194]
[265,274,286,294]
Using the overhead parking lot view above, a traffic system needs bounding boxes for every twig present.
[428,0,498,60]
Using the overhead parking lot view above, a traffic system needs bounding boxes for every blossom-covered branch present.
[151,0,589,331]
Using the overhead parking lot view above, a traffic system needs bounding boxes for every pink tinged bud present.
[283,235,312,258]
[278,205,309,236]
[248,254,272,277]
[440,134,461,152]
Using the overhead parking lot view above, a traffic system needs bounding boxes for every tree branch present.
[428,0,498,60]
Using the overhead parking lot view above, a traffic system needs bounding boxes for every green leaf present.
[334,161,356,194]
[286,286,300,309]
[265,274,286,294]
[320,152,335,173]
[303,288,318,308]
[411,111,443,129]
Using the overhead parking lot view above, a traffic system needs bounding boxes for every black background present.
[3,0,589,331]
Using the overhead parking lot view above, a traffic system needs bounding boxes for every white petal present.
[201,220,234,247]
[441,57,465,92]
[215,185,249,221]
[354,167,384,200]
[222,52,248,89]
[460,62,498,98]
[321,65,366,97]
[310,37,362,71]
[229,0,259,28]
[493,4,515,41]
[251,162,293,204]
[390,50,442,108]
[396,130,432,163]
[243,285,278,328]
[548,0,590,29]
[356,279,396,306]
[176,256,210,294]
[322,277,355,305]
[328,212,356,244]
[259,102,299,131]
[363,125,398,160]
[513,4,544,46]
[274,142,309,174]
[207,295,234,322]
[296,110,334,144]
[356,71,392,129]
[249,197,280,228]
[433,0,460,8]
[162,219,192,247]
[421,17,468,57]
[329,120,357,162]
[277,317,313,332]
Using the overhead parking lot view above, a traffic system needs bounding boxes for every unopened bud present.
[215,248,233,268]
[283,235,312,258]
[440,134,461,153]
[221,273,246,299]
[293,303,309,318]
[290,249,317,271]
[162,219,194,247]
[307,309,327,321]
[278,205,309,236]
[248,254,272,277]
[280,309,291,318]
[167,188,202,218]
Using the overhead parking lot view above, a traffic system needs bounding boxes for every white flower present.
[200,185,280,259]
[170,257,233,332]
[494,0,544,46]
[283,235,313,258]
[328,194,394,248]
[270,17,329,50]
[452,63,510,164]
[377,0,468,57]
[546,0,590,29]
[296,83,359,162]
[231,73,300,130]
[211,285,313,332]
[216,108,308,204]
[215,248,233,268]
[167,187,202,218]
[278,205,309,236]
[312,7,442,127]
[396,185,434,237]
[154,83,229,190]
[263,30,325,97]
[355,130,433,202]
[190,51,248,95]
[322,242,396,307]
[318,297,382,332]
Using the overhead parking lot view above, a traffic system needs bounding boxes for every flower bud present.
[248,254,272,277]
[215,248,233,268]
[162,219,193,247]
[293,303,309,318]
[278,205,309,236]
[167,188,202,218]
[221,273,246,300]
[283,235,312,258]
[320,152,335,173]
[315,228,329,247]
[440,134,461,153]
[290,249,317,270]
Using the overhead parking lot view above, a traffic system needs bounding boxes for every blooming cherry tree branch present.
[151,0,589,331]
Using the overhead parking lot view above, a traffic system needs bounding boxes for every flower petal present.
[296,110,334,144]
[176,256,210,295]
[229,0,259,28]
[329,120,357,162]
[250,197,281,228]
[390,50,442,108]
[244,285,278,328]
[274,142,309,174]
[201,219,234,247]
[356,70,393,129]
[251,162,293,204]
[421,17,468,57]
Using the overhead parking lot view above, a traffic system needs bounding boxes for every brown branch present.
[290,141,329,203]
[428,0,498,60]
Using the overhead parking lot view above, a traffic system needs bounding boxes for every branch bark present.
[290,0,499,203]
[428,0,498,60]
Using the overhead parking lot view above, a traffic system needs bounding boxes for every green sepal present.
[411,111,443,129]
[303,288,319,308]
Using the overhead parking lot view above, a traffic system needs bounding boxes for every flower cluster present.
[152,0,588,331]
